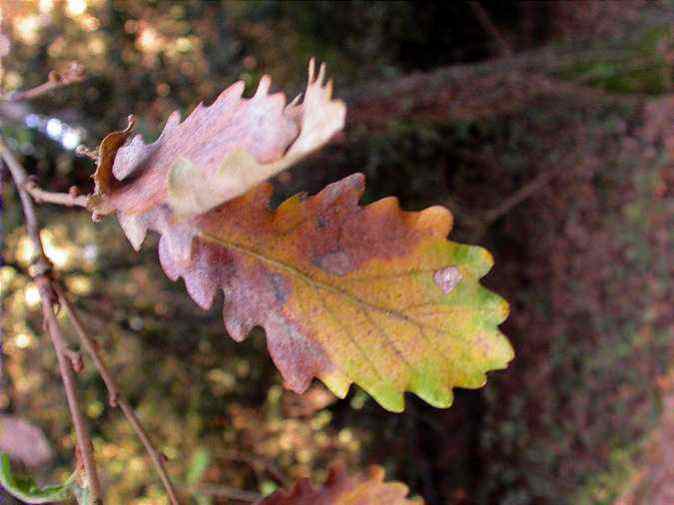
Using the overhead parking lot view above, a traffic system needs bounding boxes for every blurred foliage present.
[2,1,674,505]
[557,25,674,95]
[0,453,75,504]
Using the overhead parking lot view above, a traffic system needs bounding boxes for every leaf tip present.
[370,385,405,413]
[417,205,453,236]
[321,371,351,400]
[255,74,272,97]
[117,212,148,251]
[307,57,316,82]
[495,330,516,366]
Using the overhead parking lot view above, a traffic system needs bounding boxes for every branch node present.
[28,257,53,279]
[108,392,119,408]
[22,176,40,196]
[76,145,99,161]
[66,62,86,81]
[3,61,86,102]
[23,179,91,208]
[65,349,85,373]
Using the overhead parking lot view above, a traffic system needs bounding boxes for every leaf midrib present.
[199,231,447,334]
[200,230,441,382]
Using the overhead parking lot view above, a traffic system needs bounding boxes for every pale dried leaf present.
[90,59,345,246]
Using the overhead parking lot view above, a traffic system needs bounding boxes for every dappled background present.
[2,1,674,504]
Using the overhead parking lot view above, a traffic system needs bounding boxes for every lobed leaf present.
[256,465,422,505]
[161,175,512,411]
[89,59,345,234]
[89,61,513,412]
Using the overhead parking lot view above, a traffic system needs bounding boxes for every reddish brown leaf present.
[156,174,512,411]
[256,465,422,505]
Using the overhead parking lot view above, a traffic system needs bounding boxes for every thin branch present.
[2,63,85,103]
[24,179,90,208]
[222,450,290,487]
[0,136,103,504]
[55,284,182,505]
[191,484,261,503]
[468,2,513,57]
[481,167,562,226]
[1,135,181,505]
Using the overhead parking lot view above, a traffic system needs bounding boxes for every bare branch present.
[2,63,86,103]
[1,134,181,505]
[222,450,290,487]
[0,116,179,505]
[24,179,90,208]
[55,284,182,505]
[481,166,564,226]
[0,135,103,504]
[191,484,261,503]
[468,2,513,57]
[76,145,99,161]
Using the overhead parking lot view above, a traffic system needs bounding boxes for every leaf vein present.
[200,232,457,352]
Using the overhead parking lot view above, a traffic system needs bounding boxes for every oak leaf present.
[89,62,513,412]
[256,465,422,505]
[88,59,345,235]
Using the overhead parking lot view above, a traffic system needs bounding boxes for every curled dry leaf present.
[256,465,422,505]
[88,59,345,230]
[89,60,513,412]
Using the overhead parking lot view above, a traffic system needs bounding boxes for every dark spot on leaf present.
[314,250,353,276]
[269,273,289,303]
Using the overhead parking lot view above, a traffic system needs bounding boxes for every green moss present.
[557,26,673,95]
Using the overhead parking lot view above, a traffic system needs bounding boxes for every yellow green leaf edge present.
[317,240,513,413]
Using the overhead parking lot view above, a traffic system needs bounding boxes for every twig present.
[24,179,90,208]
[64,348,85,373]
[481,167,562,226]
[1,135,180,505]
[192,484,261,503]
[222,450,290,487]
[76,145,99,161]
[2,63,85,103]
[468,2,512,57]
[55,284,182,505]
[0,135,103,504]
